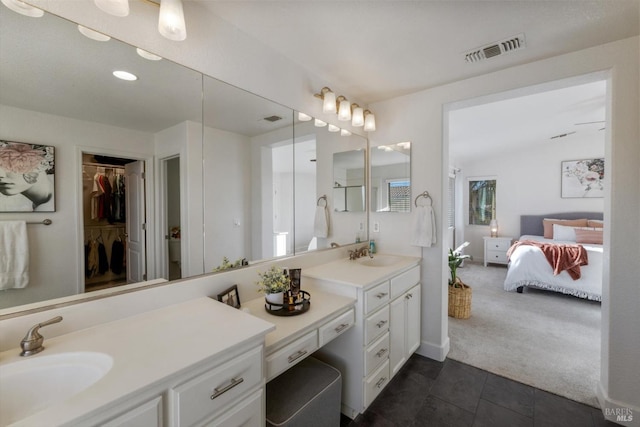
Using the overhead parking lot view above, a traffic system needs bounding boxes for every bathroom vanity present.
[302,255,421,419]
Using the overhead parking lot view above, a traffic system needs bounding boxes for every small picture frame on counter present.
[217,284,241,309]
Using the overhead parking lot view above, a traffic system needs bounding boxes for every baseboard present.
[416,336,450,362]
[596,381,639,426]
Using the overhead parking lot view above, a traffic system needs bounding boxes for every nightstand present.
[483,236,514,266]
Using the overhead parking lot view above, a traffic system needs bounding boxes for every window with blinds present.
[388,180,411,212]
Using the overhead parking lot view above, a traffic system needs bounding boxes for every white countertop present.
[302,254,421,288]
[243,289,356,354]
[0,297,275,427]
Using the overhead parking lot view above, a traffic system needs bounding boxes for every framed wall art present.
[0,140,55,212]
[561,158,604,198]
[217,284,241,309]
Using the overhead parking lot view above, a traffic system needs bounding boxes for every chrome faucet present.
[349,246,370,260]
[20,316,63,356]
[330,242,340,248]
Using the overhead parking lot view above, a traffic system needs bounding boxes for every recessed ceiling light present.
[136,48,162,61]
[1,0,44,17]
[78,25,111,42]
[113,70,138,81]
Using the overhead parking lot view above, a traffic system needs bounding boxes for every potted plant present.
[256,266,290,308]
[448,242,472,319]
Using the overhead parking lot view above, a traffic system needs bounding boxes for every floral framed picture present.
[561,158,604,198]
[0,140,55,212]
[217,284,241,309]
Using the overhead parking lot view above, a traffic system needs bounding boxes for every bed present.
[503,212,603,301]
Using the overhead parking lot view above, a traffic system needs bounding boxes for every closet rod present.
[84,224,125,229]
[83,162,126,169]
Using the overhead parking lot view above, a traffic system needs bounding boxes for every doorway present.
[81,153,147,292]
[164,156,182,281]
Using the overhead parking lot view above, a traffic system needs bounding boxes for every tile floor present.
[341,354,616,427]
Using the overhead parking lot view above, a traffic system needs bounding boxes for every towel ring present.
[414,191,432,207]
[317,195,327,207]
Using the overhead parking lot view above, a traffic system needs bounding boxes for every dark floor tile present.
[404,353,445,380]
[590,407,621,427]
[341,414,353,427]
[350,411,396,427]
[534,389,595,427]
[367,364,435,425]
[472,399,533,427]
[429,359,487,413]
[409,395,475,427]
[481,372,535,418]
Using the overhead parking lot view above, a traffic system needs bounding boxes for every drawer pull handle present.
[334,323,350,333]
[210,377,244,400]
[375,377,387,388]
[288,349,308,364]
[405,293,412,300]
[376,348,388,358]
[376,292,388,299]
[376,320,388,328]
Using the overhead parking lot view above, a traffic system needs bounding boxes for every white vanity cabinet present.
[307,263,421,419]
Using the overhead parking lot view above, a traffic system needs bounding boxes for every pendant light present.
[94,0,129,17]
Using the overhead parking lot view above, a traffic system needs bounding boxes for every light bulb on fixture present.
[159,0,187,41]
[351,104,364,127]
[318,87,336,114]
[1,0,44,17]
[337,97,351,121]
[314,119,327,127]
[94,0,129,17]
[328,124,340,132]
[297,112,312,121]
[363,110,376,132]
[78,25,111,41]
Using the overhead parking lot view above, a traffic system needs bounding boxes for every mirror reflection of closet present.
[371,142,411,213]
[81,153,140,292]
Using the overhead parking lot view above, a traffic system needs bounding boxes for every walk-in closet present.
[82,154,132,292]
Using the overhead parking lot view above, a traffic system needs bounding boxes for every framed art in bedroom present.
[0,140,55,212]
[561,158,604,198]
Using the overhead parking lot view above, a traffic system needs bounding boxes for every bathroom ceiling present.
[200,0,639,105]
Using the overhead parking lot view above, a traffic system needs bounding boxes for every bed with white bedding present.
[503,212,604,301]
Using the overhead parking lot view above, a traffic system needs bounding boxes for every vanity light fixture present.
[136,48,162,61]
[158,0,187,41]
[314,87,337,114]
[298,112,312,121]
[314,119,327,127]
[328,124,340,132]
[78,25,111,42]
[337,96,351,121]
[113,70,138,81]
[351,104,364,127]
[94,0,129,17]
[340,129,352,137]
[1,0,44,17]
[363,110,376,132]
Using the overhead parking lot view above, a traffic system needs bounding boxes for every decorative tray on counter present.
[265,290,311,316]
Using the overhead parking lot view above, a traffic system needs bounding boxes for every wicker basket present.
[448,278,472,319]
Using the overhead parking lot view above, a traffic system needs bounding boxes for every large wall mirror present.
[0,4,367,312]
[370,142,411,213]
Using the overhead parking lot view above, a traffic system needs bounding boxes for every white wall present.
[0,105,155,309]
[370,36,639,419]
[455,130,604,260]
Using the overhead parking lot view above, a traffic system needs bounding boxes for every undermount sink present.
[356,255,402,267]
[0,352,113,426]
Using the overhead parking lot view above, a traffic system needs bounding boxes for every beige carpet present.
[447,261,601,408]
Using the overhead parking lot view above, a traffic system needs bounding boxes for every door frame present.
[157,154,181,280]
[75,146,155,293]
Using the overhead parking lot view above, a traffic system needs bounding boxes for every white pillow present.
[553,224,578,241]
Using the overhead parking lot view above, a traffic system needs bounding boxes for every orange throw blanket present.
[507,240,588,280]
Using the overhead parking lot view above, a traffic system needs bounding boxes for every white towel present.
[313,206,329,238]
[412,205,436,247]
[0,221,29,290]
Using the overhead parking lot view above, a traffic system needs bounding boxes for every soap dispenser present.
[369,239,376,254]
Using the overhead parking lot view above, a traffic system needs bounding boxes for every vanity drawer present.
[204,388,263,427]
[319,308,355,347]
[364,305,389,345]
[364,359,390,408]
[390,265,420,299]
[171,346,262,427]
[266,330,318,381]
[365,281,390,314]
[365,332,390,377]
